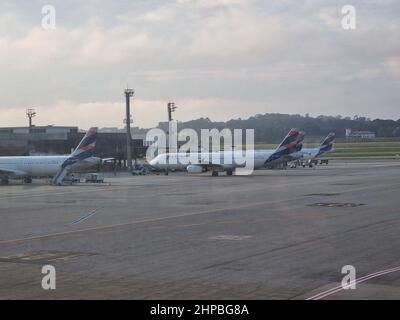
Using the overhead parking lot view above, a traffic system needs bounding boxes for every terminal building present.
[0,126,148,164]
[345,128,376,139]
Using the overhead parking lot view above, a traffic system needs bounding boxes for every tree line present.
[157,113,400,143]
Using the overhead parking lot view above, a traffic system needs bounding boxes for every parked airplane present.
[264,131,305,168]
[0,127,99,185]
[290,132,335,167]
[149,128,302,176]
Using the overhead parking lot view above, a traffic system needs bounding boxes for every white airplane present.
[149,129,303,176]
[290,132,335,167]
[0,127,100,185]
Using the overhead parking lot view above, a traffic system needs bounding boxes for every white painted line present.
[67,208,102,226]
[306,266,400,300]
[208,235,252,241]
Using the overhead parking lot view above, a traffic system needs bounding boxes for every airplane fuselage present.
[291,148,333,161]
[0,156,100,178]
[150,150,284,172]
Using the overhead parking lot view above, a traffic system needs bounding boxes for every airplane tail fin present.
[275,128,300,155]
[63,128,97,167]
[52,127,98,185]
[265,128,299,164]
[318,132,335,155]
[293,131,305,152]
[68,127,98,163]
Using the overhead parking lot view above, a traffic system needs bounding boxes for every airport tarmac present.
[1,159,400,299]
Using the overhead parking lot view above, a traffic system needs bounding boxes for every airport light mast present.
[166,102,178,143]
[165,102,178,176]
[124,88,134,172]
[167,102,177,122]
[26,108,36,128]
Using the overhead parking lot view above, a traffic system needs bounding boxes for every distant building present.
[0,126,148,161]
[345,128,376,139]
[0,126,79,156]
[0,126,78,135]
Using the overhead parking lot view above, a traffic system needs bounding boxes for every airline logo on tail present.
[316,132,335,157]
[293,131,305,153]
[61,127,98,168]
[265,128,299,164]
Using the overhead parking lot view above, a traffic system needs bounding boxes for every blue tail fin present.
[265,128,299,163]
[317,133,335,156]
[52,127,98,185]
[293,131,305,152]
[62,127,98,168]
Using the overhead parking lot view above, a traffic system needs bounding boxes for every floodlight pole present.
[124,88,134,172]
[26,108,37,129]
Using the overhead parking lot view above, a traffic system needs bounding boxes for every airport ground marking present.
[0,176,205,201]
[2,163,397,201]
[66,207,102,226]
[1,185,397,247]
[2,177,400,245]
[0,174,395,203]
[0,195,311,245]
[1,169,399,202]
[306,266,400,300]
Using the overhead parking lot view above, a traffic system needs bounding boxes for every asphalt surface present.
[1,160,400,299]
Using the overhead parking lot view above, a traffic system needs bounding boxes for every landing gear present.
[212,171,219,177]
[1,178,9,185]
[23,177,33,184]
[226,170,233,176]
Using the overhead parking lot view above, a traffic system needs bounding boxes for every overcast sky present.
[0,0,399,129]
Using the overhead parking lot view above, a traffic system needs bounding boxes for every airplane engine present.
[187,165,203,174]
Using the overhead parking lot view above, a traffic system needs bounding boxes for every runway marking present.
[0,250,94,264]
[66,207,102,226]
[306,266,400,300]
[215,220,242,224]
[2,180,400,245]
[175,223,209,228]
[0,167,395,201]
[308,203,365,208]
[0,185,145,201]
[1,172,399,204]
[0,178,195,201]
[0,195,308,245]
[208,235,252,241]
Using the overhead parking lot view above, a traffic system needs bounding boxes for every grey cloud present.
[0,0,399,128]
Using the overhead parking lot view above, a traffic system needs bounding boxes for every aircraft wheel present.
[212,171,219,177]
[226,170,233,176]
[24,177,33,184]
[1,179,9,185]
